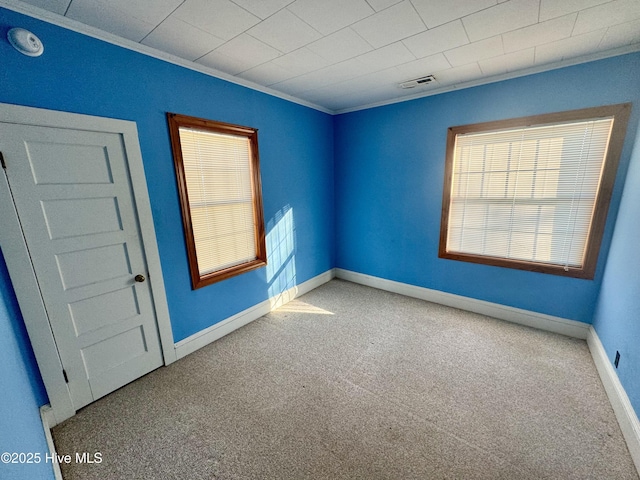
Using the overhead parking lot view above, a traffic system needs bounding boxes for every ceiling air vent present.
[399,75,435,89]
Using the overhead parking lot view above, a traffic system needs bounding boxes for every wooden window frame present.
[167,113,267,289]
[439,103,631,279]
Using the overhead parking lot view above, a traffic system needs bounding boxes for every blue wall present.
[0,251,53,480]
[0,7,335,343]
[334,54,640,323]
[593,119,640,415]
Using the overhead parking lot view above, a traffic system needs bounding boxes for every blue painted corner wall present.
[334,53,640,323]
[593,118,640,416]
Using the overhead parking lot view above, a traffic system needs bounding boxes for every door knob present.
[134,274,146,283]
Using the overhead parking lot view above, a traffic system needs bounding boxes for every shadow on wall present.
[266,205,297,309]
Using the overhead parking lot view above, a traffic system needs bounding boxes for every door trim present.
[0,103,176,424]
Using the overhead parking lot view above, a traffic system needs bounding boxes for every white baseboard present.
[587,327,640,473]
[334,269,590,339]
[174,269,335,360]
[40,405,63,480]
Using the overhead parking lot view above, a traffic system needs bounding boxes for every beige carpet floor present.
[52,279,639,479]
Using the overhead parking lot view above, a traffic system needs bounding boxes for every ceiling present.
[6,0,640,113]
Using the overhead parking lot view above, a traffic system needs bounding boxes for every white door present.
[1,121,164,411]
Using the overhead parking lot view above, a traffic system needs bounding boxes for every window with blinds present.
[439,104,631,279]
[167,113,266,289]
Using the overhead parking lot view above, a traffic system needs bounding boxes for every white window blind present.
[446,118,614,269]
[178,126,257,276]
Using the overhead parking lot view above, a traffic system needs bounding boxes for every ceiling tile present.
[353,76,398,95]
[342,70,404,93]
[269,47,331,78]
[599,19,640,50]
[573,0,640,36]
[94,0,184,25]
[355,42,416,71]
[269,74,316,95]
[351,1,426,48]
[534,29,606,64]
[196,52,248,75]
[351,72,404,94]
[270,73,325,96]
[303,70,398,103]
[230,0,294,19]
[433,62,483,85]
[411,0,496,29]
[478,48,535,75]
[308,59,372,86]
[272,58,368,94]
[445,35,504,66]
[174,0,260,40]
[365,0,403,11]
[394,53,452,79]
[237,62,295,85]
[142,17,225,61]
[207,34,281,71]
[402,20,469,59]
[462,0,539,42]
[247,9,322,52]
[539,0,611,22]
[288,0,374,35]
[66,0,156,41]
[196,35,282,75]
[323,74,424,104]
[502,13,577,54]
[307,28,373,64]
[331,89,395,111]
[19,0,71,15]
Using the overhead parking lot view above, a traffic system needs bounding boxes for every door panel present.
[41,197,123,239]
[26,141,113,185]
[2,123,163,410]
[68,286,140,336]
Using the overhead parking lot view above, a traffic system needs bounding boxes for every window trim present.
[438,103,631,279]
[167,113,267,289]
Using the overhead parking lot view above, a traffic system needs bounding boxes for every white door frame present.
[0,103,176,425]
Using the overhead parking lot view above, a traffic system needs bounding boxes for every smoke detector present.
[399,75,435,89]
[7,28,44,57]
